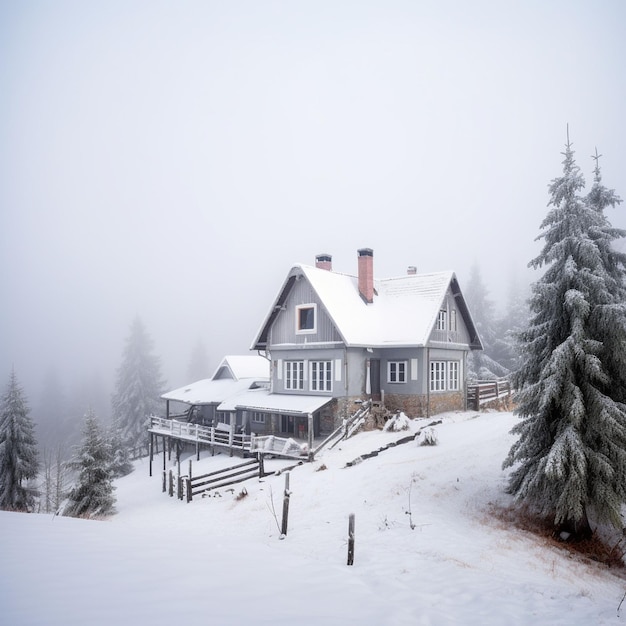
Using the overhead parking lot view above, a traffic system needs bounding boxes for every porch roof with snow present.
[218,387,333,416]
[251,264,482,350]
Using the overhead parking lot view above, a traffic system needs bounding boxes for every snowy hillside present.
[2,411,625,625]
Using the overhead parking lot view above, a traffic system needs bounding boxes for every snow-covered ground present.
[2,411,625,625]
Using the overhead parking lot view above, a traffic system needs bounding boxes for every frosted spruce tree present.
[111,317,165,454]
[0,370,40,511]
[503,136,626,539]
[63,410,115,518]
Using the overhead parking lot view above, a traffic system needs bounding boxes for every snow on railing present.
[148,416,251,450]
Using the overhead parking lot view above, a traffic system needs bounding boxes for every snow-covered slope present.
[1,412,624,625]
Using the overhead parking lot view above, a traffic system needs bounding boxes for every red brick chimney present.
[315,253,332,271]
[357,248,374,303]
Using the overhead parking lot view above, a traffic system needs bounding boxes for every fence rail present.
[466,379,512,410]
[183,457,266,502]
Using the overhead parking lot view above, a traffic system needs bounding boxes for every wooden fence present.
[167,457,267,503]
[466,379,512,410]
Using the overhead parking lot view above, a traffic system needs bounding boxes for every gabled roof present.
[211,355,269,381]
[252,264,482,350]
[161,355,270,405]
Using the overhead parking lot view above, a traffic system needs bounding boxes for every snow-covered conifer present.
[0,370,40,511]
[63,410,115,518]
[108,420,134,478]
[111,317,165,454]
[503,136,626,539]
[464,264,510,380]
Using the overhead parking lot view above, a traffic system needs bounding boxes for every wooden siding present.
[269,276,342,346]
[427,287,472,346]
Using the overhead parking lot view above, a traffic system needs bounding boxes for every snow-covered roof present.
[162,354,270,405]
[211,355,269,381]
[218,387,333,415]
[252,264,480,349]
[161,378,267,405]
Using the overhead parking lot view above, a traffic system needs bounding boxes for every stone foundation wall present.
[384,392,464,418]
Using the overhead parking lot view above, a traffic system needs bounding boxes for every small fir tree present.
[63,410,115,518]
[108,420,133,478]
[111,317,165,453]
[0,370,40,511]
[503,135,626,539]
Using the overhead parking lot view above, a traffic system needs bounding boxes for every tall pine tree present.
[0,370,40,511]
[111,317,165,453]
[63,410,115,518]
[503,135,626,539]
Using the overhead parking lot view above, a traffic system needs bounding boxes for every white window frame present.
[450,309,457,332]
[430,360,460,392]
[448,361,459,391]
[310,360,332,392]
[296,303,317,334]
[436,309,447,331]
[285,361,304,390]
[387,360,407,383]
[251,412,266,424]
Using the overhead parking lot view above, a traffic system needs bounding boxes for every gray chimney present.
[315,253,332,271]
[407,266,417,275]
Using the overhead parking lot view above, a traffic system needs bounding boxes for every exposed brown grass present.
[489,502,626,573]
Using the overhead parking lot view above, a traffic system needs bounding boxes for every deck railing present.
[148,416,251,451]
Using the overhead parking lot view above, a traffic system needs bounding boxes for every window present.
[216,412,229,424]
[430,361,446,391]
[310,361,332,392]
[450,309,457,332]
[436,309,447,331]
[387,360,407,383]
[285,361,304,390]
[430,361,460,392]
[251,412,266,424]
[296,304,317,333]
[448,361,459,390]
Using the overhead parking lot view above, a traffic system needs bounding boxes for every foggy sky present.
[1,1,625,412]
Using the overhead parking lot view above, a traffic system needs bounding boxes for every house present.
[153,248,482,461]
[235,248,482,437]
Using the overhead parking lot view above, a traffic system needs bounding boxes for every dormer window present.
[296,304,317,334]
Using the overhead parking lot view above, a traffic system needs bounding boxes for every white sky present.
[1,1,625,407]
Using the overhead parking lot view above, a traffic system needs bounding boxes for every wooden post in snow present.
[281,472,291,537]
[149,433,153,477]
[347,513,356,565]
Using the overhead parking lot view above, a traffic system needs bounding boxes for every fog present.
[1,1,625,431]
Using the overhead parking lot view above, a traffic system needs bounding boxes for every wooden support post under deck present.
[307,413,314,462]
[149,433,153,477]
[162,436,166,471]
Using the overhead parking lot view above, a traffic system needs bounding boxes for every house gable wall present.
[269,275,342,346]
[427,287,473,346]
